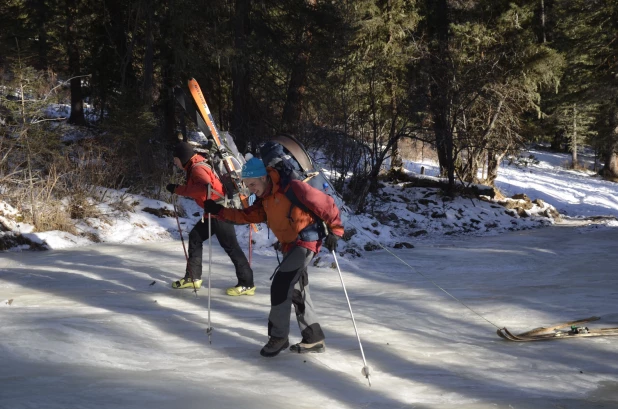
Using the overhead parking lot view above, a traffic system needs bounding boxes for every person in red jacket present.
[166,142,255,296]
[204,156,344,357]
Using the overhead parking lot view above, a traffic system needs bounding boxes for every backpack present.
[259,134,349,240]
[189,160,226,202]
[191,132,249,209]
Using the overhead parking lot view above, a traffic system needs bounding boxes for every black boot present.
[260,337,289,357]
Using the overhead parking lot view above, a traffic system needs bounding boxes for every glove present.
[166,183,178,194]
[324,232,339,252]
[204,199,223,215]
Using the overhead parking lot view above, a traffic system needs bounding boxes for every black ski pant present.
[268,246,325,343]
[186,218,254,287]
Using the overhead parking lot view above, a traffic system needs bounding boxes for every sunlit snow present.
[1,148,618,408]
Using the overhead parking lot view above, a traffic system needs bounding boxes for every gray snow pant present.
[268,246,325,343]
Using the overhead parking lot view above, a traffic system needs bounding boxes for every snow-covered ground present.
[1,224,617,408]
[406,148,618,221]
[1,148,618,408]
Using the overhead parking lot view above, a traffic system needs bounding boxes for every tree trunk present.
[540,0,547,43]
[387,1,402,171]
[142,0,155,104]
[106,0,137,90]
[460,148,482,183]
[160,0,178,146]
[602,105,618,178]
[486,150,507,185]
[551,129,565,151]
[572,103,578,167]
[426,0,454,189]
[391,140,403,168]
[65,0,86,125]
[281,0,316,134]
[28,0,49,71]
[433,112,454,185]
[231,0,252,153]
[462,99,503,182]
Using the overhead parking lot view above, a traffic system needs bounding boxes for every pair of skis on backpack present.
[175,79,259,231]
[175,78,350,225]
[497,316,618,342]
[176,79,245,198]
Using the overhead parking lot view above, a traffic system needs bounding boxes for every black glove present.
[204,199,223,214]
[324,232,339,252]
[166,183,178,194]
[273,241,282,252]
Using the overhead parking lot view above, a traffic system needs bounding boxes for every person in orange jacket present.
[166,142,255,296]
[204,156,344,357]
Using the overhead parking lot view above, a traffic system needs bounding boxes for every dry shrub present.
[80,231,101,243]
[1,66,127,238]
[109,195,140,215]
[68,193,100,219]
[98,95,171,197]
[399,139,439,163]
[561,159,591,171]
[31,199,77,234]
[56,138,126,197]
[1,139,116,235]
[571,161,591,172]
[143,207,175,218]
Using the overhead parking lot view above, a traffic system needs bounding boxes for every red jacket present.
[174,154,225,210]
[220,168,344,253]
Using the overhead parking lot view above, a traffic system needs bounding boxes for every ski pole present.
[203,185,227,344]
[249,227,253,266]
[332,250,371,387]
[248,194,255,266]
[172,195,198,297]
[206,185,213,344]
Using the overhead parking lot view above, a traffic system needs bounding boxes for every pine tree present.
[419,0,564,185]
[552,0,618,177]
[331,0,423,208]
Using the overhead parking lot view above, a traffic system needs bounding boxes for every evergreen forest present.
[1,0,618,227]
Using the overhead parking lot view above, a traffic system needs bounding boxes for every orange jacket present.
[174,154,225,209]
[220,168,344,252]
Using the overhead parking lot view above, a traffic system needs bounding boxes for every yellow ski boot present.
[226,285,256,296]
[172,277,202,289]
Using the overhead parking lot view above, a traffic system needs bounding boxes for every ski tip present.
[496,328,514,341]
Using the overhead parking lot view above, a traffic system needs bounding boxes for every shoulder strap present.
[190,160,226,199]
[284,183,310,214]
[192,160,212,170]
[284,184,327,241]
[187,160,211,179]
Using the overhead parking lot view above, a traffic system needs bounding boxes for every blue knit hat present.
[242,157,267,178]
